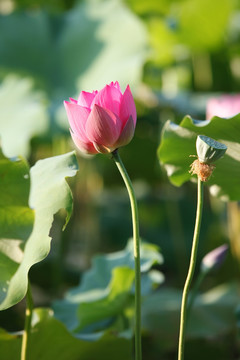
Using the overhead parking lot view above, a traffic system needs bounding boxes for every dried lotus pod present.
[196,135,227,164]
[190,135,227,182]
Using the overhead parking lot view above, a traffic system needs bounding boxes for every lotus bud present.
[201,244,228,273]
[64,81,137,155]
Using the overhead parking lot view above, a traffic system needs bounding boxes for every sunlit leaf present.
[178,0,234,51]
[158,114,240,201]
[0,151,78,310]
[0,75,48,158]
[59,0,147,93]
[124,0,173,16]
[0,1,147,98]
[148,18,178,66]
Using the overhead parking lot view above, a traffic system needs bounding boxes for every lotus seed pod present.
[196,135,227,164]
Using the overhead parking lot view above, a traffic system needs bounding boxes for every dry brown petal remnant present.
[190,159,215,182]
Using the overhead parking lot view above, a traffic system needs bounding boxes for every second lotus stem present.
[178,177,204,360]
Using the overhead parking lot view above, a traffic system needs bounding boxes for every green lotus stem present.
[178,178,204,360]
[21,283,33,360]
[112,150,142,360]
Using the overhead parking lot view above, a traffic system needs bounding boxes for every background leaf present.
[0,0,147,156]
[0,308,132,360]
[0,151,78,310]
[69,0,147,92]
[0,149,34,304]
[142,282,240,351]
[0,0,147,96]
[0,75,48,158]
[158,114,240,201]
[53,240,163,333]
[0,149,33,241]
[76,267,135,332]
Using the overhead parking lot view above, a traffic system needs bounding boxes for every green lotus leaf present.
[0,75,48,158]
[158,114,240,201]
[59,0,147,93]
[0,149,34,304]
[0,151,78,310]
[53,240,163,333]
[0,2,147,97]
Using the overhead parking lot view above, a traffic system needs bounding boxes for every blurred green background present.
[0,0,240,358]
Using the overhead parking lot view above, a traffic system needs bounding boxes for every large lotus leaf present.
[0,11,53,79]
[0,2,146,98]
[53,240,163,332]
[142,282,239,351]
[75,267,135,332]
[59,0,147,93]
[0,151,78,310]
[0,149,33,240]
[0,75,48,158]
[0,149,34,302]
[0,308,132,360]
[178,0,233,51]
[158,114,240,201]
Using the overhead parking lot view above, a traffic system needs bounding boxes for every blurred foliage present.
[13,0,78,12]
[142,282,240,358]
[53,240,163,334]
[0,0,146,102]
[0,75,48,158]
[0,0,240,358]
[0,308,133,360]
[125,0,240,92]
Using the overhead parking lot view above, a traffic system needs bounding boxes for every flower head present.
[64,81,137,154]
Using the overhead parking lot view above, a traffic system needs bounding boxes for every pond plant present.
[177,135,227,360]
[64,81,142,360]
[0,81,238,360]
[1,0,240,358]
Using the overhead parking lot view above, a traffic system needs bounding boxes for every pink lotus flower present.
[206,94,240,120]
[64,81,137,154]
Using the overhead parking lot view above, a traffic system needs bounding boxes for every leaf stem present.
[178,178,204,360]
[112,150,142,360]
[21,282,33,360]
